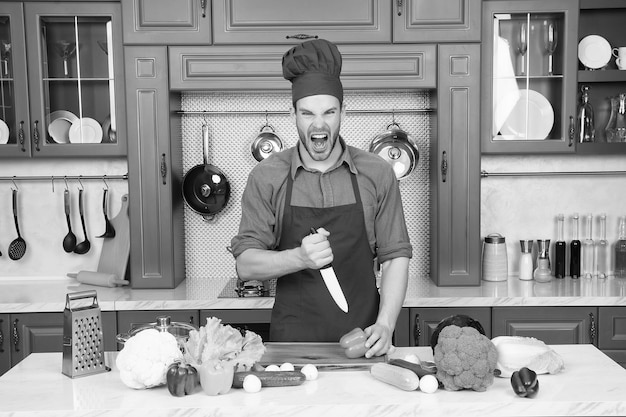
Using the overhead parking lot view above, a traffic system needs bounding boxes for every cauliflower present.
[433,325,498,392]
[116,329,183,389]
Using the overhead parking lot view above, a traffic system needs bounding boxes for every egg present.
[301,364,318,381]
[419,374,439,394]
[243,374,262,393]
[265,364,280,372]
[403,354,421,365]
[279,362,295,371]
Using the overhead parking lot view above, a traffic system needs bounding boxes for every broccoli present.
[433,325,498,392]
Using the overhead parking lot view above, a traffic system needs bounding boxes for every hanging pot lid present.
[369,122,419,180]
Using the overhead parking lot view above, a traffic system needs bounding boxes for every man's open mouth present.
[311,133,329,150]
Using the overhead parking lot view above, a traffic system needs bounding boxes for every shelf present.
[576,142,626,154]
[580,0,624,10]
[578,70,626,83]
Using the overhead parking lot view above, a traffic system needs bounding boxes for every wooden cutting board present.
[97,194,130,280]
[259,342,385,371]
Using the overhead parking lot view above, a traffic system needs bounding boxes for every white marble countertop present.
[0,345,624,417]
[1,276,625,314]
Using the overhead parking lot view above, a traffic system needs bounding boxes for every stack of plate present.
[47,111,104,144]
[578,35,612,70]
[0,119,9,144]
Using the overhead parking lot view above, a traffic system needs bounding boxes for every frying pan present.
[369,122,419,180]
[182,123,231,221]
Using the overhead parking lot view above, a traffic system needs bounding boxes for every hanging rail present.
[0,174,128,182]
[481,170,626,178]
[176,108,434,116]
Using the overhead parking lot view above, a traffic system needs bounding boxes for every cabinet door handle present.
[441,151,448,183]
[189,316,195,325]
[413,313,420,346]
[160,153,167,185]
[18,121,26,152]
[285,34,319,41]
[33,120,40,152]
[568,116,575,147]
[589,312,596,344]
[396,0,403,16]
[200,0,207,18]
[12,318,20,353]
[0,318,4,353]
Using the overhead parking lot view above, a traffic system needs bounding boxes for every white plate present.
[0,119,9,144]
[48,110,79,143]
[69,117,103,144]
[578,35,612,69]
[500,90,554,140]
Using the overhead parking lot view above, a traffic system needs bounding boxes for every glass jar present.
[577,85,595,143]
[482,233,508,282]
[605,93,626,143]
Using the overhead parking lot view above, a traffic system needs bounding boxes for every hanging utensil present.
[251,113,284,161]
[73,189,91,255]
[97,188,116,238]
[182,122,231,221]
[62,188,77,252]
[369,121,419,181]
[8,188,27,260]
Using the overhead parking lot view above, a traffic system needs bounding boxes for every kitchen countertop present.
[1,276,625,313]
[0,345,624,416]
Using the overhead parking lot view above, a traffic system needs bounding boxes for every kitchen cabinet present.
[576,0,626,154]
[121,0,211,45]
[408,307,492,347]
[0,2,126,158]
[430,44,481,286]
[0,312,116,376]
[211,0,393,45]
[598,306,626,368]
[491,306,598,344]
[200,309,272,341]
[481,0,579,154]
[393,0,481,43]
[169,43,436,91]
[124,45,186,289]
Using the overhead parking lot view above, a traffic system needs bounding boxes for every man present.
[230,39,411,357]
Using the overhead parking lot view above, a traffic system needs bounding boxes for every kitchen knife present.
[310,228,349,313]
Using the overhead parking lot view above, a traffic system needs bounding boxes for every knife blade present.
[310,228,349,313]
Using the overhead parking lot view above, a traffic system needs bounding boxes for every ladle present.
[73,189,91,255]
[8,188,27,260]
[62,189,77,252]
[97,188,116,238]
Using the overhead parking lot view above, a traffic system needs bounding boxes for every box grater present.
[62,290,110,378]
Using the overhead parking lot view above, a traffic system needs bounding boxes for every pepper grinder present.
[534,239,553,283]
[519,240,534,281]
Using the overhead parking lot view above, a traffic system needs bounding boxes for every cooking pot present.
[251,124,284,161]
[115,315,198,347]
[182,123,231,221]
[369,122,419,180]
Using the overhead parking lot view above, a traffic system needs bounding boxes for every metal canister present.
[482,233,508,282]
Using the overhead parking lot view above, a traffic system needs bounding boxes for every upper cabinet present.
[481,0,579,154]
[393,0,481,43]
[0,2,126,158]
[121,0,211,45]
[576,0,626,155]
[212,0,393,44]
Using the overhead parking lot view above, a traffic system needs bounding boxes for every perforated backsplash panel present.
[181,90,433,298]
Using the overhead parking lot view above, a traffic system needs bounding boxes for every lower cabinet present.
[0,312,117,376]
[116,310,200,349]
[491,307,597,345]
[407,307,491,347]
[598,307,626,368]
[201,309,272,342]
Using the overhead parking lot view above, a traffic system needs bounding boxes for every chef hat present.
[282,39,343,105]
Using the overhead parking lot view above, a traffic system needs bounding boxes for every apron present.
[270,170,380,342]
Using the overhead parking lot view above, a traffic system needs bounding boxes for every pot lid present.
[116,315,198,344]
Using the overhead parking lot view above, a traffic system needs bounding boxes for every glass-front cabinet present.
[481,1,578,153]
[0,2,125,158]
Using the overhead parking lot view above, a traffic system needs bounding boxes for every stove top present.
[218,277,276,298]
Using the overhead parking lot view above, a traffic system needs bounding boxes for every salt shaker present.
[519,240,534,281]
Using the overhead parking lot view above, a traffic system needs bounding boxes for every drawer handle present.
[441,151,448,183]
[569,116,575,147]
[413,313,420,346]
[285,34,319,41]
[12,318,20,352]
[18,121,26,152]
[33,120,40,151]
[0,319,4,353]
[160,153,167,185]
[589,312,596,344]
[397,0,403,16]
[200,0,207,18]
